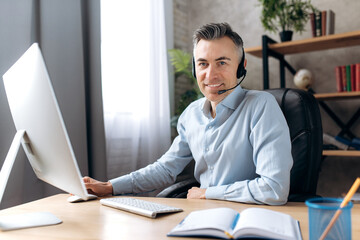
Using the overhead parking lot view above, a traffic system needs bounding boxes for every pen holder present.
[306,197,353,240]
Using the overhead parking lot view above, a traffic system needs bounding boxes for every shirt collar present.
[201,86,246,117]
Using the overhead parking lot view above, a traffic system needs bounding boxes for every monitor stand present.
[0,130,62,231]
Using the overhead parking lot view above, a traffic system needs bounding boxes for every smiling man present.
[84,23,293,205]
[194,32,246,117]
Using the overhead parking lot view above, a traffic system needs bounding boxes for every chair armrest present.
[156,179,200,198]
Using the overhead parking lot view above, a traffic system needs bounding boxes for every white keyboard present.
[100,197,183,218]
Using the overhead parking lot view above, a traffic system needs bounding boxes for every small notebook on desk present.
[168,207,302,240]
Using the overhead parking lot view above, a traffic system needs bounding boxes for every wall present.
[173,0,360,197]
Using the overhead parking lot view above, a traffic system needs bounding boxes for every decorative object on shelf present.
[294,69,313,90]
[168,49,203,127]
[258,0,316,42]
[279,30,293,42]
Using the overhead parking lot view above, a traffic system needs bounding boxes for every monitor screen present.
[2,43,92,201]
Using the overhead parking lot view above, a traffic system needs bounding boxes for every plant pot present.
[279,30,293,42]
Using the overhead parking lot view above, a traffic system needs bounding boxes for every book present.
[326,10,335,35]
[346,65,351,91]
[315,11,322,37]
[356,63,360,92]
[321,11,327,36]
[309,13,316,37]
[335,135,352,146]
[351,64,356,91]
[352,138,360,145]
[341,65,347,91]
[335,136,360,150]
[323,133,349,150]
[335,66,343,92]
[167,207,302,240]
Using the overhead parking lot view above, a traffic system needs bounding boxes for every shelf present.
[245,30,360,58]
[323,150,360,157]
[314,91,360,101]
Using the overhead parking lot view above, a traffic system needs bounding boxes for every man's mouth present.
[205,83,223,88]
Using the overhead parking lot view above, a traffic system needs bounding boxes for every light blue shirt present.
[110,86,293,205]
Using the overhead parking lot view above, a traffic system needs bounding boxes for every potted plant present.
[168,49,203,128]
[258,0,316,42]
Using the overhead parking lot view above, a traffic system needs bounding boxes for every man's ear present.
[244,58,247,68]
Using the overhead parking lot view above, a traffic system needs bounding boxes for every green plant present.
[258,0,316,33]
[168,49,202,119]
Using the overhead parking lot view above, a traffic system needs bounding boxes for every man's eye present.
[219,61,226,65]
[199,62,207,67]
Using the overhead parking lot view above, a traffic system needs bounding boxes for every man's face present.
[194,36,240,105]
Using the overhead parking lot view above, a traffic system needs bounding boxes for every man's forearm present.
[205,177,289,205]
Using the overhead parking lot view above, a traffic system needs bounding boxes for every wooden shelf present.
[314,91,360,101]
[323,150,360,157]
[245,30,360,58]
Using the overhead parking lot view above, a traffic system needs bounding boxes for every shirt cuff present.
[205,185,227,200]
[109,175,133,195]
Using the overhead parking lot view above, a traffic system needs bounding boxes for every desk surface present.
[0,194,359,240]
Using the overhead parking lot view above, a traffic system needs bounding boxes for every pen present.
[224,230,234,239]
[224,212,239,239]
[231,213,240,230]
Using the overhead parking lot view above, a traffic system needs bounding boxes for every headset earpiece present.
[192,57,196,79]
[236,48,246,79]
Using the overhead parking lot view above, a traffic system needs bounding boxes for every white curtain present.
[101,0,171,179]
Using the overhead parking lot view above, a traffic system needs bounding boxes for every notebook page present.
[234,208,298,239]
[175,207,237,232]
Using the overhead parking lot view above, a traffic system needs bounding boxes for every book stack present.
[335,63,360,92]
[310,10,335,37]
[323,133,360,150]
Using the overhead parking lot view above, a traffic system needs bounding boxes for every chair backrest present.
[265,88,323,201]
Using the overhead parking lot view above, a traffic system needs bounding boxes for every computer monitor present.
[1,43,94,205]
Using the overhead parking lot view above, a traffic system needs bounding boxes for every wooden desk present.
[0,194,359,239]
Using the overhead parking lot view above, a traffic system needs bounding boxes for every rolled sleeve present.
[109,175,133,195]
[205,185,227,200]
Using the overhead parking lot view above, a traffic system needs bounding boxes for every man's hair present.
[193,22,244,61]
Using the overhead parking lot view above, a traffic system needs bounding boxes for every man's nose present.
[206,65,219,79]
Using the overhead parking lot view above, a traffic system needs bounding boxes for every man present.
[85,23,293,205]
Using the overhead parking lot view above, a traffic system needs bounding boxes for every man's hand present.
[83,176,113,197]
[187,187,206,199]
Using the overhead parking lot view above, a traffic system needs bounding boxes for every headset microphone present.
[217,72,246,95]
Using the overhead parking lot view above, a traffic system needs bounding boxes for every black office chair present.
[157,88,323,202]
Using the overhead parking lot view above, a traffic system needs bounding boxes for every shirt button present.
[208,125,212,129]
[209,166,214,171]
[205,147,209,152]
